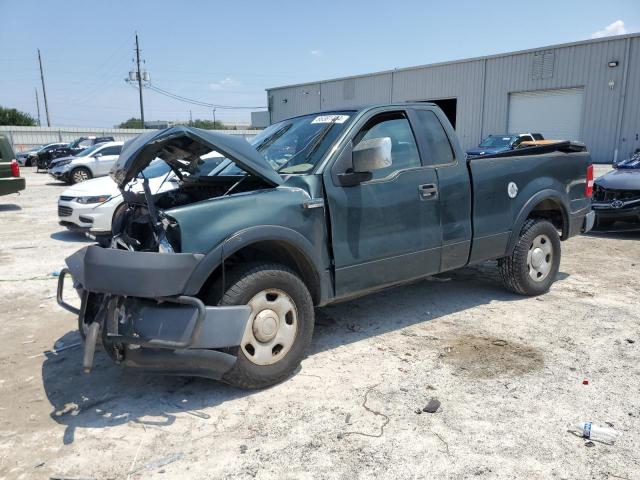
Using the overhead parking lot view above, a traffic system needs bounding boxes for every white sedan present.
[57,160,176,235]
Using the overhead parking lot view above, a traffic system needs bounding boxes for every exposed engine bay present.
[107,132,275,253]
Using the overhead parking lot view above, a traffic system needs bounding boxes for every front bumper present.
[49,166,71,181]
[592,201,640,222]
[57,246,251,379]
[58,198,119,234]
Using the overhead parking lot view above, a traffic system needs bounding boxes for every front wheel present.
[208,262,315,389]
[498,219,561,296]
[71,167,92,184]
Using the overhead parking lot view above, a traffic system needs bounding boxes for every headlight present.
[53,159,72,167]
[76,195,112,204]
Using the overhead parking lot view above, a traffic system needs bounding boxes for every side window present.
[353,112,421,180]
[414,110,455,165]
[78,139,93,148]
[100,146,121,156]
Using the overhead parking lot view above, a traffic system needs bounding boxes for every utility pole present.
[135,33,145,128]
[212,108,216,127]
[189,109,193,125]
[34,87,42,126]
[37,49,51,126]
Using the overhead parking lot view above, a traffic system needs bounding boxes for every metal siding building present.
[266,33,640,163]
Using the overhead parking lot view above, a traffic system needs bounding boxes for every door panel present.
[322,110,442,298]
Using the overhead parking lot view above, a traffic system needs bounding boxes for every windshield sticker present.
[311,115,350,124]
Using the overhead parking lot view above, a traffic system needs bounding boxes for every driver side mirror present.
[93,153,102,158]
[337,137,392,187]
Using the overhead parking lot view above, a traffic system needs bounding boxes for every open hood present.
[110,126,283,189]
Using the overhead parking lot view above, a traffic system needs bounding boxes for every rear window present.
[414,110,454,165]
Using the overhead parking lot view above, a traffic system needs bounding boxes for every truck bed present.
[466,146,592,264]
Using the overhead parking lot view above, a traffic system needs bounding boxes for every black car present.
[592,152,640,229]
[36,136,115,171]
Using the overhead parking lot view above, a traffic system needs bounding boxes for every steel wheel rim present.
[527,234,553,282]
[74,170,89,182]
[240,288,298,366]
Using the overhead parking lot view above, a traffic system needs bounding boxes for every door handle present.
[418,183,438,199]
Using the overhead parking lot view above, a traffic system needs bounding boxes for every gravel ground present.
[0,166,639,480]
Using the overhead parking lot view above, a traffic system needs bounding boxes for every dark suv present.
[36,136,115,170]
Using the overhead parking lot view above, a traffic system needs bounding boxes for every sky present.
[1,0,638,128]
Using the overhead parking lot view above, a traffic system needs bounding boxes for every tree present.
[189,119,227,130]
[0,106,36,126]
[118,117,144,129]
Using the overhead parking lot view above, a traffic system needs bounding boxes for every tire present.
[207,262,315,389]
[70,167,92,184]
[498,219,561,296]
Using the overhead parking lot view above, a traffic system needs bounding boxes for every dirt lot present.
[0,167,639,480]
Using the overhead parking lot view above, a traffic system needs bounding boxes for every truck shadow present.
[40,261,554,444]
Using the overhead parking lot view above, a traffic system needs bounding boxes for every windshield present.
[479,136,515,148]
[77,144,104,157]
[248,111,353,174]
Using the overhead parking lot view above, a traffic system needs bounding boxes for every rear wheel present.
[498,219,561,296]
[207,262,314,389]
[71,167,92,184]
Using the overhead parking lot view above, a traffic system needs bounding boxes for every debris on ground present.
[130,452,185,474]
[423,398,441,413]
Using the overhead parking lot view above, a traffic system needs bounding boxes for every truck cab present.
[58,104,594,388]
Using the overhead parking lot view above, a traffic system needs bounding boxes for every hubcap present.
[241,289,298,366]
[74,170,89,182]
[527,234,553,282]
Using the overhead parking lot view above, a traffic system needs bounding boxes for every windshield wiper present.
[254,124,292,152]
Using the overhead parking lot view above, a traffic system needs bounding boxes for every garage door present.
[508,88,584,141]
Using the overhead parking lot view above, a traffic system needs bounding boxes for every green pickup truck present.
[58,103,595,388]
[0,135,26,197]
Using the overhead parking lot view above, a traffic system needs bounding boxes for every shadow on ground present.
[0,203,21,211]
[586,227,640,241]
[50,231,93,243]
[41,262,562,444]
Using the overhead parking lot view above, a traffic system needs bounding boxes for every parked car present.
[0,135,25,197]
[49,141,124,184]
[591,151,640,228]
[57,104,594,388]
[17,142,66,167]
[466,133,543,156]
[58,160,179,234]
[36,136,115,170]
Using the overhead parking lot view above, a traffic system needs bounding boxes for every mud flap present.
[83,322,100,373]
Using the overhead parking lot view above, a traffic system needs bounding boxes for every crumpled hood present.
[110,126,282,189]
[595,169,640,190]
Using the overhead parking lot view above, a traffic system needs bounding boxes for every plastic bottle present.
[574,422,618,443]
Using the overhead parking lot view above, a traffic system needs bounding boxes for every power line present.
[146,83,266,110]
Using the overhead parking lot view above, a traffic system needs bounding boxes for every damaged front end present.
[56,126,283,379]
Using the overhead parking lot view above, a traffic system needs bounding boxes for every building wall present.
[0,126,261,152]
[266,34,640,163]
